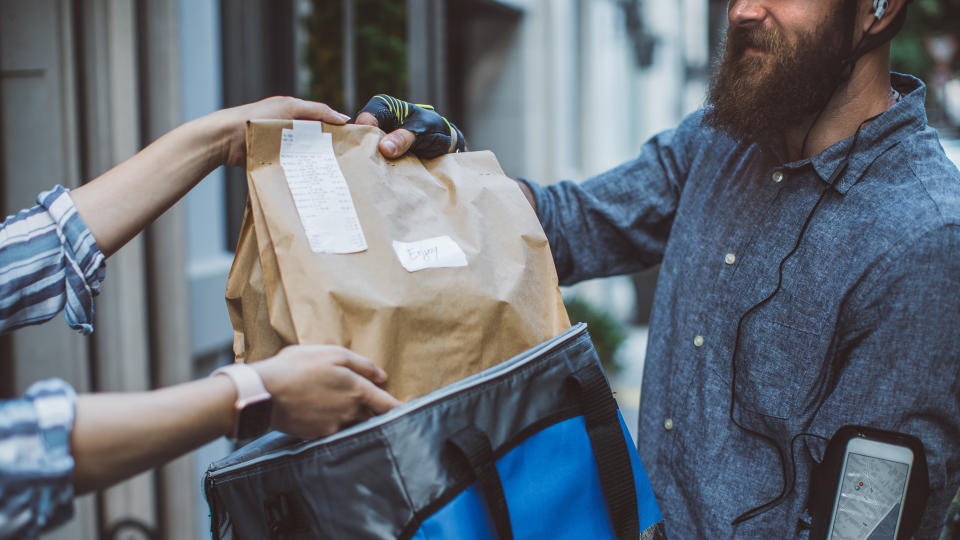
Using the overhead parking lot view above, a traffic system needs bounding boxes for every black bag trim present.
[205,475,224,539]
[396,407,579,540]
[447,425,514,540]
[569,364,640,540]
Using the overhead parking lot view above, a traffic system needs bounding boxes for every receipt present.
[392,236,468,272]
[279,121,367,254]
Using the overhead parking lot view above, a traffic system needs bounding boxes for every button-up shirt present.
[525,74,960,538]
[0,186,105,539]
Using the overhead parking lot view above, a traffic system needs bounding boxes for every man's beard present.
[705,17,848,144]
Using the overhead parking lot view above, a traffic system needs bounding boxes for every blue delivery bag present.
[204,324,667,539]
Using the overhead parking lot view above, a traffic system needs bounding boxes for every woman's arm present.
[69,97,350,257]
[70,374,235,494]
[71,344,400,493]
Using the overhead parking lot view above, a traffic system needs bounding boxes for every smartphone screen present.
[827,444,912,540]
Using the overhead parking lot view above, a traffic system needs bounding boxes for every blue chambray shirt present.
[525,74,960,538]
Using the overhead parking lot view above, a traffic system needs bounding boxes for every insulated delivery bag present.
[204,324,667,539]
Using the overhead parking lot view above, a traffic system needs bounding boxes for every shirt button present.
[664,418,674,431]
[694,335,704,347]
[724,253,736,265]
[772,171,784,183]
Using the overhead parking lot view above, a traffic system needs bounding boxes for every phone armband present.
[808,425,929,540]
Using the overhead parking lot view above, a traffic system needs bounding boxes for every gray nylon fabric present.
[204,324,656,539]
[641,521,668,540]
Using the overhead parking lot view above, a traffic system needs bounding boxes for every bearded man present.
[360,0,960,536]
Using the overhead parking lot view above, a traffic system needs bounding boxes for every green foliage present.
[304,2,345,110]
[564,296,628,376]
[303,0,408,113]
[353,1,407,107]
[891,0,960,79]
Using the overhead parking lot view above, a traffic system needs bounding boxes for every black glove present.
[356,94,466,158]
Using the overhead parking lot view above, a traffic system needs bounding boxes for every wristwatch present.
[212,363,273,440]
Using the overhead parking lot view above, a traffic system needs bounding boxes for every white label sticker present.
[392,236,468,272]
[279,121,367,254]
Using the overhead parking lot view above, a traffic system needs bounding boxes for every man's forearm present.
[70,375,235,494]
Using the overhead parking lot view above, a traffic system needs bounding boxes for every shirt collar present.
[777,73,928,195]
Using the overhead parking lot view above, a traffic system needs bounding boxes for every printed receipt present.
[279,121,367,254]
[392,236,468,272]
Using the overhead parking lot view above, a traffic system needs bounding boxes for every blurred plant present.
[304,2,345,110]
[891,0,960,127]
[891,0,960,79]
[564,296,627,376]
[353,0,407,106]
[303,0,408,113]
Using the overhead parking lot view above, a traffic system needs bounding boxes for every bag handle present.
[569,364,640,540]
[447,425,514,540]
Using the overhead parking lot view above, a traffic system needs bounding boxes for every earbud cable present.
[729,111,879,525]
[727,13,885,523]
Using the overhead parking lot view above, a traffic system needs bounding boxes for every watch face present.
[237,399,273,440]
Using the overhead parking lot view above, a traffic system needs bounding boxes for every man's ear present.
[863,0,908,36]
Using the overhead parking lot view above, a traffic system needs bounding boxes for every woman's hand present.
[71,344,400,493]
[253,345,402,440]
[212,97,352,168]
[71,96,350,257]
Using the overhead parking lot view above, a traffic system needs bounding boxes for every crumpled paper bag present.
[226,120,570,400]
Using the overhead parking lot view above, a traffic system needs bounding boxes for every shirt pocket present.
[733,292,826,419]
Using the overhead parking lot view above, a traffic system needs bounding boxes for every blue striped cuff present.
[0,379,76,538]
[36,186,106,335]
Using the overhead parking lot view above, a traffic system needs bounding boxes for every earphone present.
[873,0,889,19]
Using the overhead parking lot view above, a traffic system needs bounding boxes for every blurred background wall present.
[0,0,958,538]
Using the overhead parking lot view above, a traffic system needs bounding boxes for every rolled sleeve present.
[0,378,77,539]
[38,187,106,334]
[0,186,106,335]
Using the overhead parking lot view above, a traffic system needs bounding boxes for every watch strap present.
[212,363,273,440]
[212,363,271,407]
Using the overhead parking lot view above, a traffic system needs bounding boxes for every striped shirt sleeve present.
[0,185,106,335]
[0,379,77,539]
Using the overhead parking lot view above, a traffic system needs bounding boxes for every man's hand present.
[354,94,466,159]
[214,96,352,168]
[252,345,402,440]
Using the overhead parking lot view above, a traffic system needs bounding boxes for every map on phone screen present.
[830,453,910,540]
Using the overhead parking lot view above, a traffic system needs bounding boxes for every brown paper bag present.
[226,120,570,400]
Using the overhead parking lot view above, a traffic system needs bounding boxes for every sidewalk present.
[611,325,649,446]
